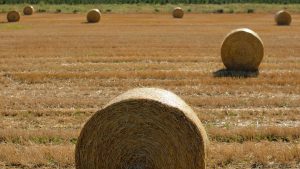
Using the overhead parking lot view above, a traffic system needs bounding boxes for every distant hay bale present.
[87,9,101,23]
[221,28,264,71]
[7,11,20,22]
[275,10,292,25]
[76,88,208,169]
[56,9,62,13]
[214,9,224,14]
[247,9,255,13]
[23,5,34,15]
[173,7,184,18]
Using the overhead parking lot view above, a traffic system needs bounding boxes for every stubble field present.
[0,12,299,168]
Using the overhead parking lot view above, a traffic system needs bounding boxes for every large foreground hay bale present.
[76,88,208,169]
[221,28,264,71]
[7,11,20,22]
[23,5,34,15]
[87,9,101,23]
[275,10,292,25]
[173,7,184,18]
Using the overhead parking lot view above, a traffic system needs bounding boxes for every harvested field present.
[0,13,299,169]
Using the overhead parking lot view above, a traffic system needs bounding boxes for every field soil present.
[0,13,299,169]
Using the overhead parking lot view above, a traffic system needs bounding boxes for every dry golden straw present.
[275,10,292,25]
[76,88,208,169]
[221,28,264,71]
[23,5,34,15]
[7,11,20,22]
[173,7,184,18]
[87,9,101,23]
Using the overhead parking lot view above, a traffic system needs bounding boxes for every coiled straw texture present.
[173,7,184,18]
[7,11,20,22]
[23,5,34,15]
[221,28,264,71]
[87,9,101,23]
[275,10,292,26]
[76,88,208,169]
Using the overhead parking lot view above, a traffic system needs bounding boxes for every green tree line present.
[0,0,300,4]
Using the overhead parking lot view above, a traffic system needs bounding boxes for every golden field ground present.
[0,13,299,169]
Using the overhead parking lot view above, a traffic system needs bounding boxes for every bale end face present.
[23,6,34,15]
[7,11,20,22]
[173,7,184,18]
[87,9,101,23]
[221,28,264,71]
[275,10,292,26]
[75,88,208,169]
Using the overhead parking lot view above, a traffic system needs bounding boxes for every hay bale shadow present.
[276,24,290,26]
[81,21,99,24]
[213,69,259,78]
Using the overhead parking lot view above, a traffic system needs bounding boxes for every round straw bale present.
[7,11,20,22]
[275,10,292,25]
[87,9,101,23]
[221,28,264,71]
[76,88,208,169]
[173,7,184,18]
[23,5,34,15]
